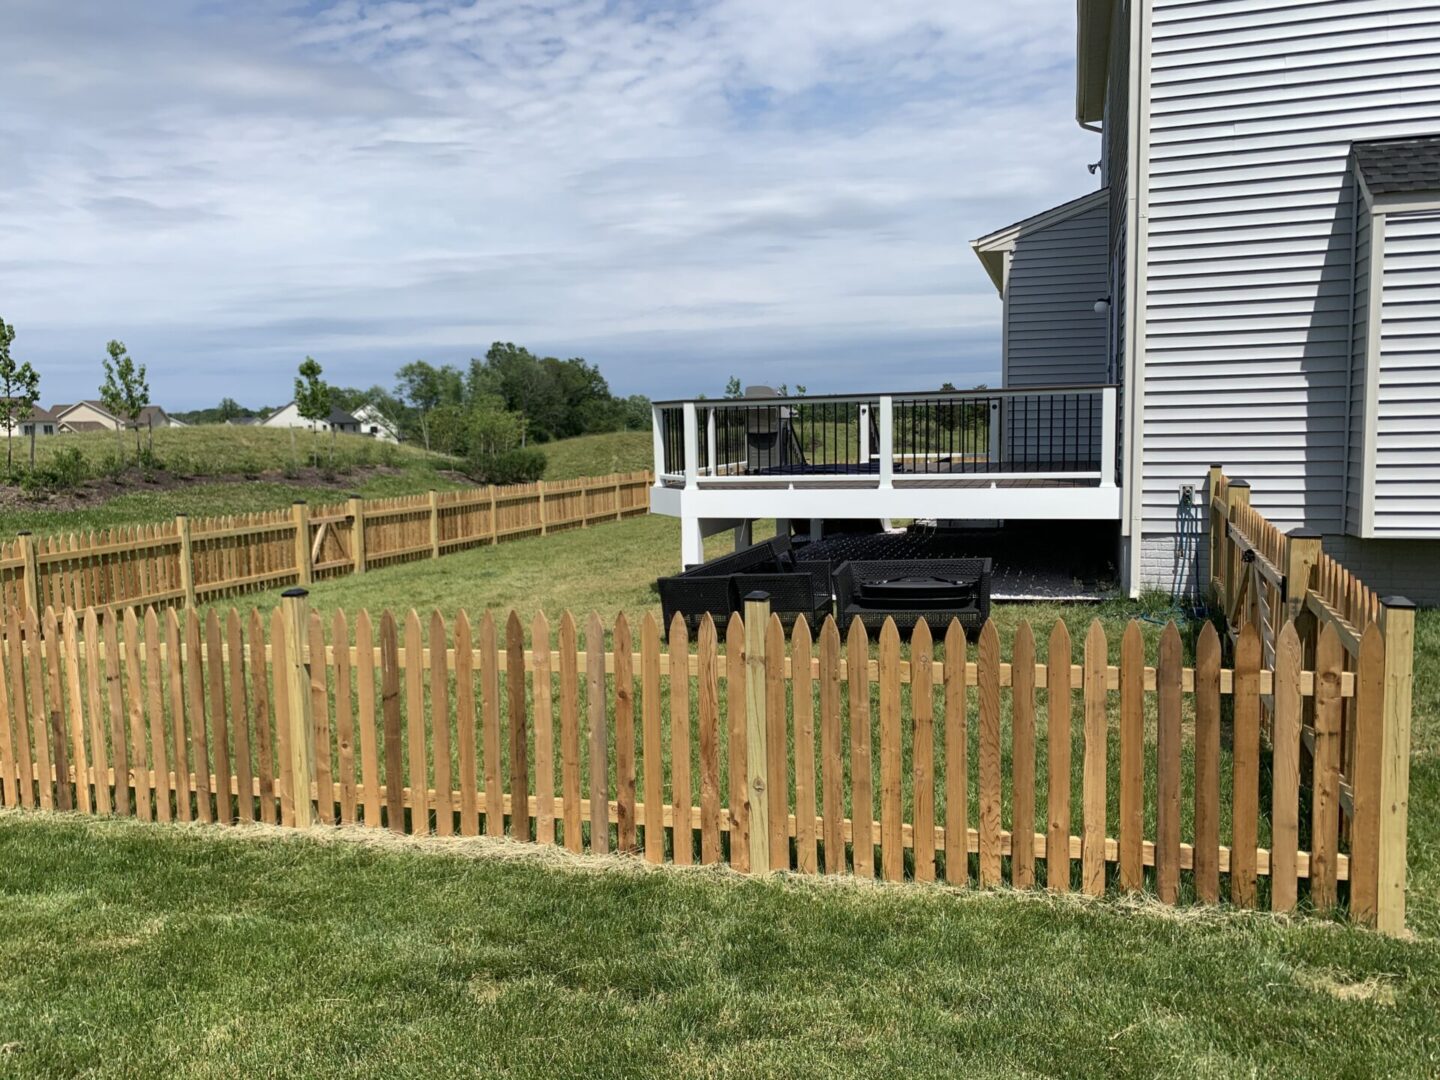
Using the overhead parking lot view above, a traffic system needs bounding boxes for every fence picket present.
[1350,623,1386,924]
[765,613,787,871]
[229,611,254,824]
[207,610,233,825]
[1271,622,1302,912]
[1230,623,1261,908]
[88,608,113,816]
[558,612,582,852]
[641,613,663,862]
[910,619,934,883]
[530,612,552,845]
[792,617,817,874]
[819,616,842,875]
[1311,621,1343,912]
[1010,620,1036,889]
[61,609,90,815]
[847,617,874,879]
[3,610,26,809]
[1118,621,1144,891]
[978,620,1002,886]
[480,612,503,839]
[944,619,968,886]
[252,608,277,826]
[669,614,692,865]
[332,613,355,823]
[431,611,453,837]
[354,610,379,828]
[1156,621,1182,905]
[404,611,427,834]
[509,612,531,844]
[164,609,191,820]
[1082,620,1107,897]
[44,609,70,813]
[879,617,904,882]
[379,610,403,833]
[698,615,722,864]
[1047,620,1071,892]
[613,613,636,853]
[1193,623,1220,903]
[121,610,150,821]
[185,610,212,824]
[586,612,608,854]
[726,612,749,872]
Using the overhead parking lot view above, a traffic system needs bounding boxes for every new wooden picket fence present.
[0,471,652,622]
[1208,466,1415,933]
[0,590,1410,931]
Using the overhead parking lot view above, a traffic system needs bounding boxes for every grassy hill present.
[1,427,653,537]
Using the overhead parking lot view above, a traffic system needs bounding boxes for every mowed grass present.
[5,428,651,537]
[1,814,1438,1078]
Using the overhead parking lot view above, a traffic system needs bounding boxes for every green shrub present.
[466,446,546,486]
[42,446,88,490]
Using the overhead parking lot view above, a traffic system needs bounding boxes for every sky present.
[2,0,1099,409]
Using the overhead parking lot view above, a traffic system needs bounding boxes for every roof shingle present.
[1352,134,1440,196]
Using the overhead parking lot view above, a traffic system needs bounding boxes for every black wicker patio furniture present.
[657,535,796,635]
[834,558,992,635]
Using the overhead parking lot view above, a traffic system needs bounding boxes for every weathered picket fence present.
[1208,466,1415,932]
[0,471,653,623]
[0,590,1409,931]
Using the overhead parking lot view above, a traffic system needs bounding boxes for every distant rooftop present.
[1353,134,1440,196]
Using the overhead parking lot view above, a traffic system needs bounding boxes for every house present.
[51,401,185,433]
[352,403,400,443]
[649,0,1440,603]
[1,403,59,438]
[262,402,361,434]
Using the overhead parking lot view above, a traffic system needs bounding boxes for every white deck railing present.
[653,385,1118,490]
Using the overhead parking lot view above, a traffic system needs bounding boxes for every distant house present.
[51,401,184,433]
[351,404,400,443]
[1,403,59,438]
[262,402,360,434]
[225,416,263,427]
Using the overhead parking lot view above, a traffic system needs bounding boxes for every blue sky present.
[2,0,1098,408]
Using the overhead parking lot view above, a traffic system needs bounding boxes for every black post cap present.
[1229,479,1250,488]
[281,587,310,599]
[293,499,307,505]
[348,493,363,499]
[1287,528,1322,539]
[744,590,771,603]
[1381,596,1416,610]
[17,531,31,536]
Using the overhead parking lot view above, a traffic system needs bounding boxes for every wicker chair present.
[656,536,795,636]
[834,558,992,635]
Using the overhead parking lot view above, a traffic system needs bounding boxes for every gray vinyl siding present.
[1345,204,1371,535]
[1373,209,1440,535]
[1141,0,1440,535]
[1003,199,1110,387]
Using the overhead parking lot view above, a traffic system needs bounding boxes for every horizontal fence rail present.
[0,472,653,623]
[0,592,1409,931]
[1207,466,1415,934]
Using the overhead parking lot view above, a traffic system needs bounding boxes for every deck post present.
[733,520,752,551]
[706,407,718,476]
[743,590,772,874]
[651,405,666,479]
[859,403,871,466]
[682,402,699,490]
[1377,596,1415,935]
[1099,387,1117,487]
[877,396,894,489]
[680,515,704,569]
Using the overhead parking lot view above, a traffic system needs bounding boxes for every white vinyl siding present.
[1140,0,1440,536]
[1003,198,1110,388]
[1373,209,1440,536]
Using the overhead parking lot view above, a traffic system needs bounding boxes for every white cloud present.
[0,0,1098,407]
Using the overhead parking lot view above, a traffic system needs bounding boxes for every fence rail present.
[0,592,1410,932]
[0,471,653,622]
[1207,466,1415,934]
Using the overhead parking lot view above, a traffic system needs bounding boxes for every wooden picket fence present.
[0,471,653,622]
[1208,467,1415,932]
[0,590,1410,931]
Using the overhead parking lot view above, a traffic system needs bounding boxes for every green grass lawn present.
[4,428,652,537]
[1,813,1437,1078]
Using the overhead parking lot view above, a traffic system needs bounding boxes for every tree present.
[216,397,243,422]
[294,355,333,466]
[0,318,40,475]
[395,361,458,452]
[724,376,742,399]
[99,340,150,464]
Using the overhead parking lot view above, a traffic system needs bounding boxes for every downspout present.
[1123,0,1149,597]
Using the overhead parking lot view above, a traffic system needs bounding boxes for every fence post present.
[538,480,547,535]
[743,591,772,874]
[175,514,197,608]
[489,485,499,545]
[348,494,366,574]
[1206,465,1224,601]
[291,501,312,587]
[1283,529,1322,626]
[1377,596,1415,935]
[1223,480,1250,614]
[281,587,316,828]
[428,489,440,558]
[16,531,39,620]
[614,474,623,521]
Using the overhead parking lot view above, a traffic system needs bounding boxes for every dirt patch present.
[1296,970,1398,1004]
[0,464,436,514]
